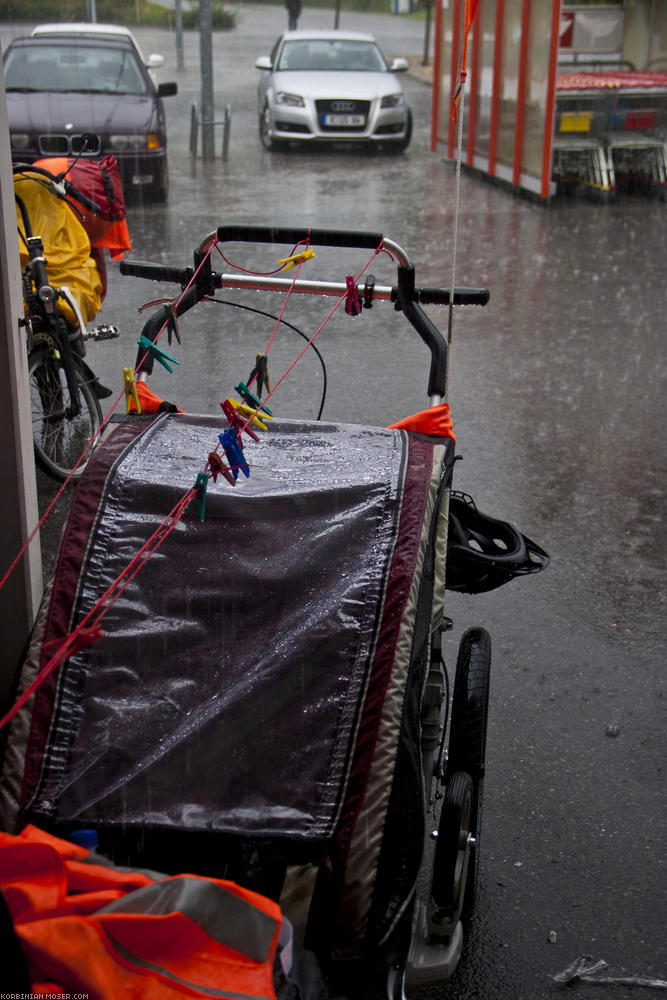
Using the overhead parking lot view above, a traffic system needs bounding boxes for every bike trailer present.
[34,154,132,258]
[0,227,548,997]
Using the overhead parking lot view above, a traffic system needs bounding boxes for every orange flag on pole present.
[452,0,480,118]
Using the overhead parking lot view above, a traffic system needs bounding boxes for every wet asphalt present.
[3,6,666,998]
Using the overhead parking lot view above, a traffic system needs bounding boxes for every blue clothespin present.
[219,427,250,479]
[137,335,180,374]
[345,275,361,317]
[187,470,208,521]
[234,381,273,417]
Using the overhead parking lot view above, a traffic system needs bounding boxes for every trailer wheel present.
[431,770,474,930]
[447,627,492,920]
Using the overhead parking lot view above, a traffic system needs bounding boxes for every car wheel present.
[259,103,276,150]
[153,158,169,202]
[385,109,413,155]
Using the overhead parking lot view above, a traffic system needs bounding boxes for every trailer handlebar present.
[121,227,490,396]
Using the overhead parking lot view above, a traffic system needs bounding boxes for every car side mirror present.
[390,57,409,72]
[158,82,178,97]
[255,56,272,71]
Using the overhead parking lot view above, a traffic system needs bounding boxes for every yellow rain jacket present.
[15,171,103,327]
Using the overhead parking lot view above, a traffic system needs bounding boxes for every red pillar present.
[512,0,532,186]
[430,0,443,151]
[466,0,483,167]
[487,0,505,176]
[541,0,562,198]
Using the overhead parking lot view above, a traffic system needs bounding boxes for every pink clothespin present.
[221,399,259,444]
[345,275,361,317]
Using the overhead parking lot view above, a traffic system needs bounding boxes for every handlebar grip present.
[119,260,190,284]
[417,286,490,306]
[214,224,385,252]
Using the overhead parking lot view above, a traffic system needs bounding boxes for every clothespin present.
[248,353,271,398]
[137,335,180,374]
[226,397,270,431]
[363,275,375,309]
[208,450,236,486]
[43,623,106,658]
[165,303,181,346]
[123,367,141,414]
[219,427,250,479]
[345,275,361,317]
[187,470,208,521]
[277,248,316,270]
[221,398,259,444]
[235,382,273,417]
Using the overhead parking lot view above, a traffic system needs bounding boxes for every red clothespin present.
[221,398,260,444]
[208,450,236,487]
[345,275,361,317]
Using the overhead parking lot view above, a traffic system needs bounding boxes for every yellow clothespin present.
[226,397,270,430]
[276,248,316,271]
[123,367,141,414]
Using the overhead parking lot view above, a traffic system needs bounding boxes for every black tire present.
[29,348,103,481]
[384,108,412,155]
[259,103,278,151]
[431,770,474,926]
[153,159,169,202]
[447,626,492,920]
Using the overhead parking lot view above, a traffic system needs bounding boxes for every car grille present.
[315,99,370,133]
[38,133,102,156]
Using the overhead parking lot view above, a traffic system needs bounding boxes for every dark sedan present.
[2,34,177,201]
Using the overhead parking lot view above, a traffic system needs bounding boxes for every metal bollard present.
[190,103,199,157]
[189,103,232,160]
[221,105,232,161]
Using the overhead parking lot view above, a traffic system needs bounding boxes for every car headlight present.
[381,93,405,109]
[276,92,305,107]
[108,134,152,151]
[10,133,31,150]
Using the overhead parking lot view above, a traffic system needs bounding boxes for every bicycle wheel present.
[447,627,492,921]
[29,348,103,481]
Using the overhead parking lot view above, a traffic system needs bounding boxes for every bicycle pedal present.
[86,324,120,341]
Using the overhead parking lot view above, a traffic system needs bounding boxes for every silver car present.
[255,30,412,152]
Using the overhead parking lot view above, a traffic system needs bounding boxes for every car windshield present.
[277,39,388,73]
[3,43,148,94]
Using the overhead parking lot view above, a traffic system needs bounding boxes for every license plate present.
[323,113,365,127]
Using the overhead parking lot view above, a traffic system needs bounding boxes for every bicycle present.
[14,161,120,481]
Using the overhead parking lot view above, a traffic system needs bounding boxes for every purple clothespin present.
[345,275,361,317]
[220,399,259,444]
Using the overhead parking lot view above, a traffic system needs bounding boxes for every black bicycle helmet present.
[446,491,550,594]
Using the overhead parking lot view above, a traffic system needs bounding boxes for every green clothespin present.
[137,335,180,374]
[234,381,273,417]
[187,470,208,521]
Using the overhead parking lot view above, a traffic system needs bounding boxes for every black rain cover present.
[22,414,410,840]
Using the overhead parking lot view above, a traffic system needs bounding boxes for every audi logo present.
[331,101,356,112]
